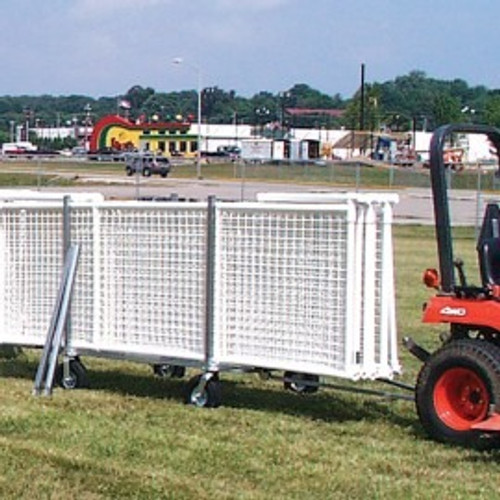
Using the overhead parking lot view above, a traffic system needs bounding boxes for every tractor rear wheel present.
[416,339,500,448]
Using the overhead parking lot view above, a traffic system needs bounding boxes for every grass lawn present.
[0,225,498,499]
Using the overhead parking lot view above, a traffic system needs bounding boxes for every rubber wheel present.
[416,339,500,448]
[125,166,133,176]
[55,358,90,390]
[284,371,320,394]
[142,167,151,177]
[153,364,185,379]
[184,374,222,408]
[160,170,168,178]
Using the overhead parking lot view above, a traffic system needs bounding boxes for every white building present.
[30,123,498,164]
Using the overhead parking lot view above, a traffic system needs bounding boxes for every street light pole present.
[84,103,92,151]
[196,67,202,179]
[173,57,202,179]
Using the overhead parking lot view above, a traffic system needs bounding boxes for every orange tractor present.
[409,124,500,448]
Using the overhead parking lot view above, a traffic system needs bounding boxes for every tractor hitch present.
[403,337,430,363]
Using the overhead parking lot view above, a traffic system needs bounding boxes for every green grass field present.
[0,225,498,499]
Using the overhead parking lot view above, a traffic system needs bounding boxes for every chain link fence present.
[229,160,500,192]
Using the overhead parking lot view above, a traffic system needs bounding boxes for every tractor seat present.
[479,238,500,286]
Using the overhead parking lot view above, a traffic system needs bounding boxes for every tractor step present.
[471,413,500,432]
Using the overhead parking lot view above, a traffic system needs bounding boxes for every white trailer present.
[240,139,273,162]
[0,190,400,406]
[1,141,38,155]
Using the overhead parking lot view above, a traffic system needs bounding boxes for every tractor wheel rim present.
[434,367,490,431]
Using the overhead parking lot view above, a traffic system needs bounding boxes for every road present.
[35,173,500,227]
[2,160,499,225]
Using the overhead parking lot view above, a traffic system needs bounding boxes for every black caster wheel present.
[55,358,90,389]
[184,373,222,408]
[284,371,320,394]
[153,364,186,378]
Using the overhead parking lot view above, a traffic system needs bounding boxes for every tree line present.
[2,70,500,148]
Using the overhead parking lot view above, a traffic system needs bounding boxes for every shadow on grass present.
[79,365,415,425]
[89,365,187,402]
[48,360,421,433]
[461,446,500,462]
[0,355,425,440]
[0,356,39,380]
[4,357,499,458]
[220,377,418,429]
[71,366,500,456]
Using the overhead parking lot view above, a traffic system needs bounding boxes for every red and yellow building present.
[89,115,198,157]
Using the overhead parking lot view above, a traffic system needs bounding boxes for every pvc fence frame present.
[0,191,400,382]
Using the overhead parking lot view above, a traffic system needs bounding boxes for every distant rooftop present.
[285,108,345,118]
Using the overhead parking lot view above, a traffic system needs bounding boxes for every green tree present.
[0,71,500,145]
[288,83,339,109]
[124,86,155,112]
[342,84,381,131]
[201,87,238,123]
[249,91,278,125]
[432,93,462,127]
[483,94,500,127]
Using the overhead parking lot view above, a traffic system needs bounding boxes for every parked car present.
[124,153,171,178]
[201,145,241,162]
[87,147,125,162]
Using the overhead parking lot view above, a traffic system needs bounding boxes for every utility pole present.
[360,63,366,132]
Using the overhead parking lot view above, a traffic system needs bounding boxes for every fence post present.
[62,196,75,382]
[33,244,80,396]
[63,196,72,349]
[240,161,246,201]
[204,196,217,370]
[475,162,483,239]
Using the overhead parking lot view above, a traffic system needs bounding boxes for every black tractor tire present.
[283,371,320,394]
[416,339,500,448]
[55,358,90,390]
[125,166,134,176]
[184,373,222,408]
[142,167,152,177]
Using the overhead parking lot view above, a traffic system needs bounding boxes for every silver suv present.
[125,153,171,178]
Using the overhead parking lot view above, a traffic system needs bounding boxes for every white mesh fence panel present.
[0,206,62,345]
[213,202,357,377]
[0,193,399,381]
[251,192,400,379]
[70,206,98,345]
[356,201,400,378]
[93,203,207,359]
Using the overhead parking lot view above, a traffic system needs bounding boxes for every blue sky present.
[0,0,498,98]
